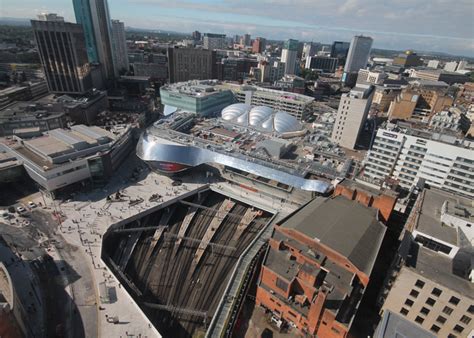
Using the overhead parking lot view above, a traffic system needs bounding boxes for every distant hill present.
[0,17,31,26]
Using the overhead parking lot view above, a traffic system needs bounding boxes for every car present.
[28,201,37,208]
[16,206,26,213]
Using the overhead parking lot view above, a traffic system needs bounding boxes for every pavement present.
[4,152,303,337]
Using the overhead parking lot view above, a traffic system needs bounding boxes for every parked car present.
[28,201,37,208]
[16,206,26,213]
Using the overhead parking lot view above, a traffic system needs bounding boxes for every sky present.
[1,0,474,57]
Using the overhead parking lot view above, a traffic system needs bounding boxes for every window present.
[415,316,424,324]
[420,307,430,315]
[415,279,425,288]
[436,315,447,324]
[447,335,457,338]
[453,325,464,333]
[430,325,440,333]
[432,288,443,297]
[410,289,420,298]
[405,299,414,307]
[426,298,436,306]
[449,296,460,306]
[460,315,471,325]
[443,306,454,315]
[469,305,474,314]
[400,308,409,316]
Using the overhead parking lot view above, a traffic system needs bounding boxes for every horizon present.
[1,0,473,57]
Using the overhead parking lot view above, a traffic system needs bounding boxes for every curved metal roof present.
[221,103,251,121]
[220,104,302,134]
[249,106,273,126]
[273,111,301,133]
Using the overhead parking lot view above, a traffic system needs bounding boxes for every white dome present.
[249,106,273,126]
[273,112,301,133]
[221,103,251,121]
[236,111,249,125]
[261,115,274,132]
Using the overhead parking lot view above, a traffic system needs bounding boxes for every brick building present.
[255,192,392,337]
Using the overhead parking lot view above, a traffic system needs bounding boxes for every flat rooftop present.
[0,101,64,122]
[279,196,386,275]
[416,188,472,246]
[161,80,230,97]
[406,244,474,298]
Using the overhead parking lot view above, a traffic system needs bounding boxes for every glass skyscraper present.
[73,0,99,64]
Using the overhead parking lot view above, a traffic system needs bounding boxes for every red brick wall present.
[333,184,397,223]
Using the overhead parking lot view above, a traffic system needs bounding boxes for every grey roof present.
[406,244,474,298]
[374,310,435,338]
[280,196,386,275]
[416,188,468,246]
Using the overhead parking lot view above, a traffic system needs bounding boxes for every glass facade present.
[73,0,99,63]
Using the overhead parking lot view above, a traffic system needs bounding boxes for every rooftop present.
[0,101,64,122]
[406,243,473,298]
[374,310,435,338]
[416,188,473,246]
[279,196,386,275]
[161,80,229,97]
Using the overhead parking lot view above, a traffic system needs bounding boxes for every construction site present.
[102,186,275,337]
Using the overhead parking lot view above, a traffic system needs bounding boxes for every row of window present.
[400,307,468,335]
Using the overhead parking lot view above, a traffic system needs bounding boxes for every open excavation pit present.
[102,187,274,337]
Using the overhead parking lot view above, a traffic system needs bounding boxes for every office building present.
[217,58,257,82]
[281,39,299,75]
[388,84,453,121]
[363,124,473,197]
[167,48,217,83]
[411,69,469,85]
[255,192,388,337]
[111,19,129,75]
[203,33,226,50]
[0,101,67,137]
[31,15,93,94]
[305,56,339,73]
[192,30,201,41]
[427,60,439,69]
[393,51,423,67]
[252,37,266,53]
[73,0,115,82]
[380,188,474,337]
[331,85,374,149]
[331,41,350,60]
[374,310,436,338]
[257,60,286,83]
[343,36,373,86]
[0,124,133,193]
[356,69,387,85]
[160,80,234,116]
[242,33,251,46]
[302,42,321,59]
[444,61,458,72]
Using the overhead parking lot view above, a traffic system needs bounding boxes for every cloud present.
[1,0,473,56]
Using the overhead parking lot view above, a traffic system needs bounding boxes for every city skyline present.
[1,0,474,57]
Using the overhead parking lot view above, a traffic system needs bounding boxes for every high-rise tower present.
[73,0,115,83]
[343,36,373,86]
[31,14,93,94]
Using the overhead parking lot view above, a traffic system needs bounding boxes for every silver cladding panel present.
[136,131,332,193]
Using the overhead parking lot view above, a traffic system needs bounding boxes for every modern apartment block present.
[31,15,93,94]
[167,48,217,83]
[380,188,474,338]
[203,33,226,50]
[331,85,374,149]
[363,124,474,198]
[111,19,129,75]
[255,192,389,337]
